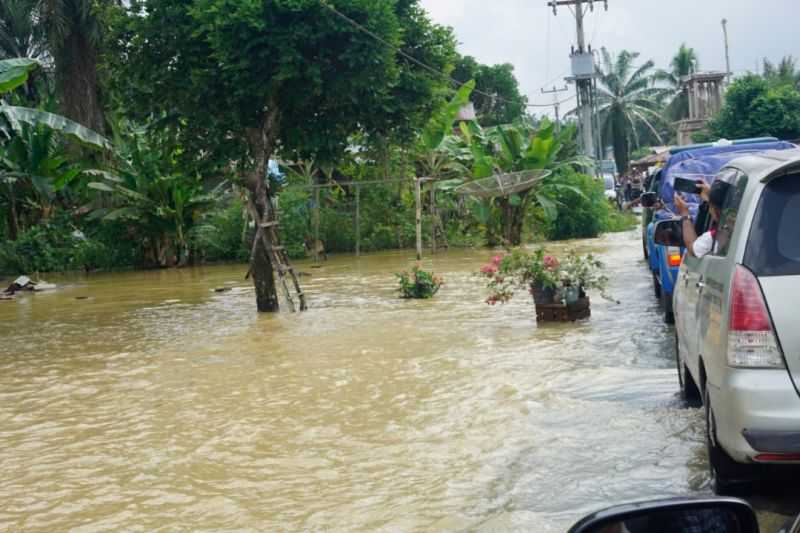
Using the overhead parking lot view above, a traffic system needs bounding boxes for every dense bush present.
[0,214,137,274]
[540,170,610,241]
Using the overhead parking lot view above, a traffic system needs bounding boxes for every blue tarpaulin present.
[658,141,796,209]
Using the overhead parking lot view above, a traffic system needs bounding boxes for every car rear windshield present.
[744,175,800,276]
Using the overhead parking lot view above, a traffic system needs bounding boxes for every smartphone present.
[674,177,702,194]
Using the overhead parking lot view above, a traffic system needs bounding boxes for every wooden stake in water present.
[415,178,422,260]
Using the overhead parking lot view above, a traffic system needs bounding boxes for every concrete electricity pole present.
[548,0,608,163]
[541,85,569,131]
[721,18,732,84]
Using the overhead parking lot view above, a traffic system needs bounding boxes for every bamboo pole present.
[430,182,436,254]
[355,184,361,257]
[414,178,422,260]
[313,185,320,263]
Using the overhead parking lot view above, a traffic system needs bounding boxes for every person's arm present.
[674,193,700,257]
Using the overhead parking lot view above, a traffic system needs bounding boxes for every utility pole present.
[549,0,608,164]
[721,18,732,85]
[541,85,569,131]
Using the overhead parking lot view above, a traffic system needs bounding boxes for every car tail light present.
[727,265,784,368]
[667,246,683,267]
[754,453,800,462]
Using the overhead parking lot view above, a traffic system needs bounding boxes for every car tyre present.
[675,333,701,406]
[652,272,661,299]
[661,290,675,324]
[705,386,752,496]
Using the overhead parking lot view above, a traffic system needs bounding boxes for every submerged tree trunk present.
[499,191,528,246]
[6,184,20,241]
[245,105,281,313]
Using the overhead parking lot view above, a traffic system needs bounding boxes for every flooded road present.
[1,229,797,532]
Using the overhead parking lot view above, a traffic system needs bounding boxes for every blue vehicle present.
[645,139,795,323]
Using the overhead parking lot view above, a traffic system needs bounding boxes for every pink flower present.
[492,255,504,266]
[543,255,560,270]
[480,264,498,275]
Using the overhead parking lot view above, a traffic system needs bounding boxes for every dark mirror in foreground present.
[653,218,684,247]
[640,191,658,208]
[568,497,759,533]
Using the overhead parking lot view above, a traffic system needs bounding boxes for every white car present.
[655,149,800,494]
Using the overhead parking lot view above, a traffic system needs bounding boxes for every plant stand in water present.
[535,298,591,322]
[246,199,307,312]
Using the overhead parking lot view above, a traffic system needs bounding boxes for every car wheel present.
[705,386,752,496]
[661,290,675,324]
[652,272,661,299]
[675,333,701,405]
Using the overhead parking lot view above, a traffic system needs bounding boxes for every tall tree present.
[654,43,699,120]
[706,74,800,141]
[452,55,528,127]
[110,0,454,312]
[595,48,668,173]
[41,0,106,133]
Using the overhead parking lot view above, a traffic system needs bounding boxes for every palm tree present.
[654,43,700,120]
[0,0,48,60]
[595,48,669,174]
[40,0,106,133]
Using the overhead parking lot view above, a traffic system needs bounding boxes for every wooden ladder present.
[246,198,307,312]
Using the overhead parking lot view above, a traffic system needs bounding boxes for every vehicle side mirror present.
[568,497,759,533]
[640,192,658,208]
[653,218,684,247]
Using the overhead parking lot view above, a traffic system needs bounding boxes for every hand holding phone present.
[674,177,702,194]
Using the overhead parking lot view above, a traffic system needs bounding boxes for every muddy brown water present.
[1,230,797,532]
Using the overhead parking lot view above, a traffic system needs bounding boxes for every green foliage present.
[0,213,136,274]
[540,170,609,241]
[88,124,218,267]
[396,265,443,299]
[452,55,528,126]
[707,75,800,140]
[191,198,250,263]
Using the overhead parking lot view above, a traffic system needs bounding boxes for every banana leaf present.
[0,106,111,150]
[0,59,38,93]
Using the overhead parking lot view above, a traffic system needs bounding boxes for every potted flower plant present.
[396,265,444,299]
[479,248,612,320]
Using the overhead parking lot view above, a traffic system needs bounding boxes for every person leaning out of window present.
[674,180,731,258]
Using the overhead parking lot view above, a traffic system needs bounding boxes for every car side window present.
[714,170,749,257]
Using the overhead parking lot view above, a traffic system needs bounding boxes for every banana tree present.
[1,58,110,240]
[459,118,590,245]
[87,126,217,267]
[416,80,475,180]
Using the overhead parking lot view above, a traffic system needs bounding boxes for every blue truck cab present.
[645,139,794,323]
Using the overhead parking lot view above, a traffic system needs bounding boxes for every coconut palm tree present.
[654,43,700,120]
[595,48,670,174]
[0,0,48,61]
[40,0,106,133]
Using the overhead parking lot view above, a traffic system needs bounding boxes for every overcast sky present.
[419,0,799,116]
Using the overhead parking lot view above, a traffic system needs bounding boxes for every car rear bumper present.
[710,368,800,463]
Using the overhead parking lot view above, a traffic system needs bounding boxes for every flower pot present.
[531,284,555,305]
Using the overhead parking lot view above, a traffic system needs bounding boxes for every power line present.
[320,0,565,109]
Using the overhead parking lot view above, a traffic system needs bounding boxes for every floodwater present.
[1,229,797,532]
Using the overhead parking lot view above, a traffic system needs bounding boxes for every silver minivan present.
[661,149,800,494]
